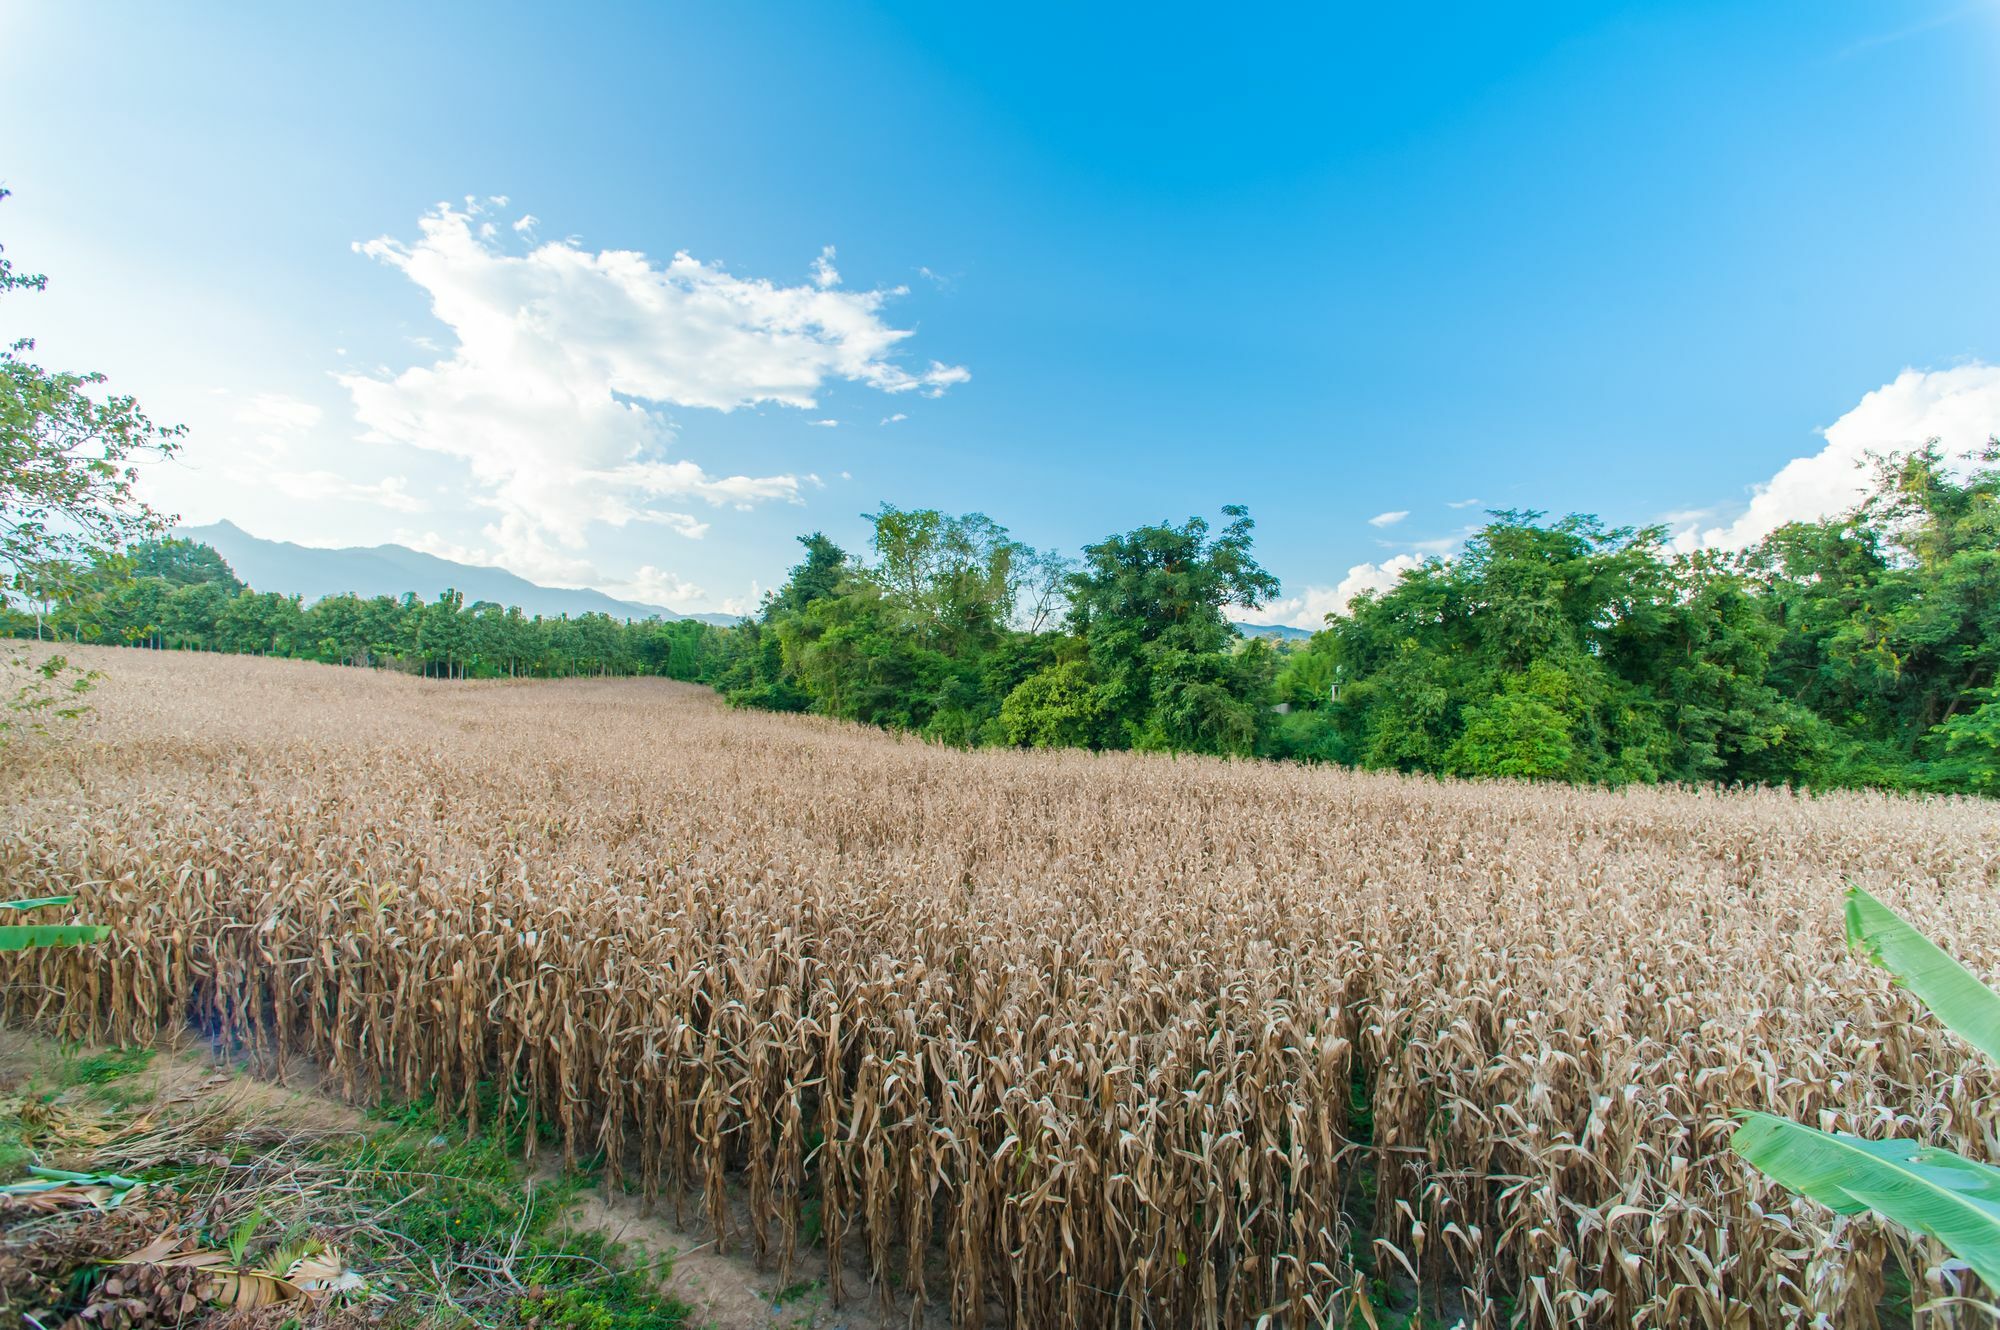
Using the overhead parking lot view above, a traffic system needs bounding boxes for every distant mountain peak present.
[1233,621,1314,641]
[172,521,741,626]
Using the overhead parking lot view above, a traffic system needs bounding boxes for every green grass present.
[0,1122,29,1180]
[58,1044,153,1087]
[334,1090,691,1328]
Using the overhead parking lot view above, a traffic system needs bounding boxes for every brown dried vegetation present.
[4,647,1999,1327]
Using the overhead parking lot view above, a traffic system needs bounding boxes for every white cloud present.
[1446,497,1482,509]
[1367,509,1409,527]
[810,418,839,427]
[406,531,491,565]
[717,579,761,617]
[268,470,426,513]
[1260,554,1427,628]
[472,514,601,585]
[612,459,800,510]
[882,412,907,424]
[227,392,327,463]
[612,564,705,607]
[512,214,538,235]
[913,363,970,394]
[1676,364,2000,551]
[811,245,840,289]
[336,200,967,570]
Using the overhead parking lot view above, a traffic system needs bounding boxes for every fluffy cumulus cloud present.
[336,200,968,569]
[1258,554,1427,629]
[1675,364,2000,551]
[611,564,706,607]
[213,391,434,515]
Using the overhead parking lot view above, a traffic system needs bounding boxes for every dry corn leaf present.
[11,647,1999,1329]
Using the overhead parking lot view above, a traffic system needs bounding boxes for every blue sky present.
[4,2,1999,622]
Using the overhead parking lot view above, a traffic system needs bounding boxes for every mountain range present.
[1232,622,1314,641]
[175,521,742,626]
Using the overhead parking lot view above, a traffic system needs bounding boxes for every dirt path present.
[560,1180,952,1330]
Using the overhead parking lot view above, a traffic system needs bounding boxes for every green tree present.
[1745,443,2000,789]
[1446,686,1576,781]
[999,657,1112,749]
[863,504,1026,655]
[1325,512,1825,787]
[759,532,849,622]
[125,538,244,591]
[0,189,181,738]
[1052,505,1280,751]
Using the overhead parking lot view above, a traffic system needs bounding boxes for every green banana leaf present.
[0,895,75,911]
[0,923,109,950]
[1732,1112,2000,1288]
[1846,885,2000,1064]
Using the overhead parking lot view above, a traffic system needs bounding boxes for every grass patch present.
[58,1044,152,1087]
[326,1091,690,1327]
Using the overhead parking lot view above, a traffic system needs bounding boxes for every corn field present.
[6,647,1999,1328]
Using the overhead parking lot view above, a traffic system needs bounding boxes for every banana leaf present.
[1732,1111,2000,1288]
[0,923,108,950]
[1846,885,2000,1064]
[4,1166,143,1209]
[0,896,75,911]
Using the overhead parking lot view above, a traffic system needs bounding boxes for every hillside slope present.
[176,520,739,625]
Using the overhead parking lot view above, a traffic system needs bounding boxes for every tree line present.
[11,537,722,682]
[19,443,1999,795]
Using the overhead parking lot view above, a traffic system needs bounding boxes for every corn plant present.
[6,644,2000,1327]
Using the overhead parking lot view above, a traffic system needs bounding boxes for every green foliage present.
[0,893,107,951]
[1731,887,2000,1290]
[123,537,245,591]
[0,647,99,743]
[1844,886,2000,1064]
[59,1045,153,1086]
[1446,688,1575,781]
[1925,689,2000,792]
[1001,658,1111,748]
[0,190,182,739]
[1268,707,1349,764]
[340,1097,689,1327]
[1270,451,1999,793]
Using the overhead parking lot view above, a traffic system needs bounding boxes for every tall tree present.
[0,190,181,736]
[1011,505,1280,752]
[1,190,182,611]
